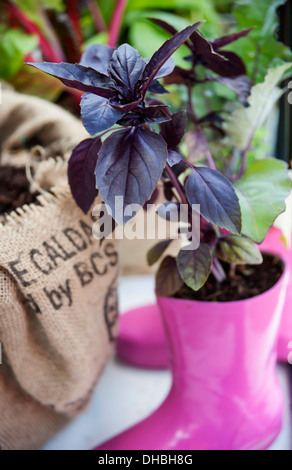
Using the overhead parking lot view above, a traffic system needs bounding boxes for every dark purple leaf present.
[212,28,253,49]
[80,44,114,74]
[160,111,187,148]
[198,112,223,124]
[190,30,226,60]
[81,93,125,135]
[148,80,169,94]
[188,30,247,78]
[163,180,174,201]
[209,123,225,137]
[143,187,159,209]
[96,127,167,224]
[154,58,175,79]
[143,107,171,123]
[68,137,101,213]
[147,239,173,266]
[163,66,192,85]
[144,57,175,79]
[116,112,144,127]
[109,99,142,113]
[185,130,208,163]
[117,107,170,126]
[156,255,184,297]
[167,150,182,166]
[141,21,202,95]
[108,44,145,99]
[214,75,252,106]
[176,243,213,291]
[185,167,241,234]
[145,100,171,113]
[27,62,115,98]
[172,160,187,177]
[148,18,180,39]
[203,50,246,77]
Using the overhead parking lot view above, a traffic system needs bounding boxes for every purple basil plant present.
[28,20,291,296]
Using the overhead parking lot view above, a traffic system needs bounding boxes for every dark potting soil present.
[175,254,284,302]
[0,166,39,215]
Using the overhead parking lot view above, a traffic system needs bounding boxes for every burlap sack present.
[0,183,119,450]
[0,89,119,450]
[0,88,87,167]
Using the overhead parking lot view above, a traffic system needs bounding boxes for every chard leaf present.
[232,0,292,82]
[234,158,291,243]
[215,235,263,265]
[185,167,241,234]
[160,111,187,148]
[0,30,37,80]
[224,63,292,150]
[81,93,125,135]
[68,138,101,213]
[80,44,114,74]
[147,239,173,266]
[108,44,145,98]
[141,21,202,94]
[177,243,213,291]
[27,62,115,98]
[156,256,184,297]
[96,128,167,224]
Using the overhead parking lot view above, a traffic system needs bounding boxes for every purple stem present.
[205,149,217,171]
[187,82,217,171]
[212,257,227,282]
[165,163,188,205]
[40,9,66,61]
[237,136,253,180]
[181,158,194,170]
[108,0,128,47]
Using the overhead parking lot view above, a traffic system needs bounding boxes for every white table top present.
[43,275,292,450]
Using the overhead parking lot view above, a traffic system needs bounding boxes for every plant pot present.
[116,228,292,368]
[97,252,289,450]
[260,227,292,362]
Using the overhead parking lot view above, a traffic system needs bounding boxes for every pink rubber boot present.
[116,230,292,368]
[116,304,168,369]
[260,228,292,362]
[96,258,289,450]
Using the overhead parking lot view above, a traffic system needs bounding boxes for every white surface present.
[43,276,292,450]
